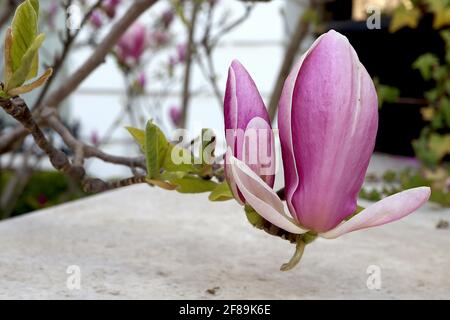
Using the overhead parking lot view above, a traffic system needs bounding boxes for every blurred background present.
[0,0,449,219]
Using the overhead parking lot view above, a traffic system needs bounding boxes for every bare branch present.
[180,1,201,129]
[0,97,147,194]
[0,0,159,153]
[44,109,146,169]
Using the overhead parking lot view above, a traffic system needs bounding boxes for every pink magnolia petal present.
[242,117,276,187]
[225,148,245,205]
[229,156,308,234]
[224,60,270,135]
[277,34,324,215]
[319,187,431,239]
[281,30,379,232]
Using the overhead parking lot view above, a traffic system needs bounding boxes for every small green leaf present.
[200,128,216,164]
[10,0,39,73]
[29,0,39,17]
[145,122,161,179]
[244,205,265,229]
[164,145,197,173]
[6,32,45,91]
[144,121,173,178]
[209,181,233,202]
[126,127,145,149]
[128,124,197,174]
[170,176,217,194]
[389,5,421,33]
[413,53,439,80]
[0,90,9,98]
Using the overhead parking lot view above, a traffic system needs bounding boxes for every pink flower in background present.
[137,72,147,89]
[103,0,121,19]
[90,130,100,147]
[226,30,431,238]
[168,55,177,68]
[169,106,182,127]
[90,10,103,29]
[37,194,48,207]
[176,43,187,63]
[224,60,275,204]
[116,23,148,65]
[161,9,174,29]
[150,30,169,47]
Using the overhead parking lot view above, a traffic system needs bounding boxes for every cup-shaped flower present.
[224,60,275,204]
[116,23,147,65]
[227,30,431,238]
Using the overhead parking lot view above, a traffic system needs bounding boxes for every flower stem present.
[280,237,306,271]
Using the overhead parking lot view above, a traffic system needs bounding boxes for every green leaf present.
[209,181,233,202]
[170,176,217,194]
[6,33,45,91]
[413,53,439,80]
[26,50,39,81]
[0,90,9,98]
[415,57,438,81]
[199,128,216,165]
[29,0,39,17]
[164,145,197,173]
[442,98,450,127]
[127,125,197,174]
[389,5,421,33]
[10,0,39,73]
[429,134,450,162]
[244,205,265,229]
[145,122,161,179]
[144,121,173,178]
[126,127,145,149]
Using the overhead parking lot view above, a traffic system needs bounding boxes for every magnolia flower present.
[161,9,174,29]
[103,0,121,19]
[150,30,169,47]
[169,105,182,127]
[226,30,430,239]
[116,23,147,65]
[137,72,147,89]
[176,43,187,63]
[90,10,103,29]
[224,60,275,204]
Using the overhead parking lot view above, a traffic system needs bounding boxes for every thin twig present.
[0,97,147,194]
[180,0,201,129]
[0,0,159,153]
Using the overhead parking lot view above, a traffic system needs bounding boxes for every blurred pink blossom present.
[116,23,148,65]
[103,0,121,19]
[150,30,169,47]
[136,72,147,90]
[37,194,48,207]
[176,43,187,63]
[90,130,100,147]
[90,10,103,29]
[161,9,174,28]
[169,105,182,126]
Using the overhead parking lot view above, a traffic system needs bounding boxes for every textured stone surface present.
[0,155,449,299]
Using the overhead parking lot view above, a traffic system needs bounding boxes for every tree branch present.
[1,97,148,194]
[180,0,201,129]
[0,0,159,153]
